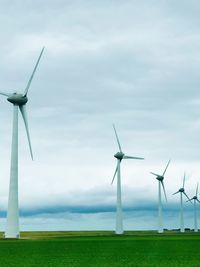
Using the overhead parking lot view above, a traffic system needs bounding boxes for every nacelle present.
[156,176,164,181]
[7,94,28,105]
[114,152,124,160]
[179,188,184,193]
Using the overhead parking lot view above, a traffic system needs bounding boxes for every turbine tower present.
[0,47,44,238]
[111,124,144,234]
[150,160,170,233]
[173,173,191,232]
[187,183,200,232]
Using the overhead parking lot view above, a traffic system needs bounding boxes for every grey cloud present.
[0,1,200,231]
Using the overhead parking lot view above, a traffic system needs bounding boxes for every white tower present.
[187,183,200,233]
[111,124,144,234]
[173,173,191,233]
[150,160,170,233]
[0,48,44,238]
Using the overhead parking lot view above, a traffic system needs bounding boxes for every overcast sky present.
[0,0,200,231]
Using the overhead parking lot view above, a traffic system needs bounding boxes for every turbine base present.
[115,230,124,235]
[5,233,20,239]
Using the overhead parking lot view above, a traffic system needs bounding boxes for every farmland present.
[0,231,200,266]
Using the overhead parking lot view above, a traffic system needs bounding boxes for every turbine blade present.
[113,124,122,152]
[196,183,199,196]
[172,191,179,195]
[197,199,200,203]
[19,105,33,160]
[183,172,186,188]
[0,91,10,97]
[123,155,144,160]
[162,159,170,176]
[111,163,119,184]
[150,172,160,177]
[23,47,45,96]
[183,192,192,203]
[186,199,193,202]
[161,180,167,202]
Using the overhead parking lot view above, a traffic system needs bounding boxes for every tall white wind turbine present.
[0,47,44,238]
[111,124,144,234]
[150,160,170,233]
[173,173,191,232]
[187,183,200,232]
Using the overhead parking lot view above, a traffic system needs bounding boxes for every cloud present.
[0,1,199,231]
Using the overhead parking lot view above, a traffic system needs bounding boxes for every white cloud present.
[0,1,200,230]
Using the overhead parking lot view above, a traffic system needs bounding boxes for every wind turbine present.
[111,124,144,234]
[173,173,191,232]
[0,47,44,238]
[187,183,200,232]
[150,160,170,233]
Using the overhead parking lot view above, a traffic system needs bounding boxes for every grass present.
[0,231,200,266]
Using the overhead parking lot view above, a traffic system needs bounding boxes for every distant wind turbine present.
[0,47,44,238]
[173,173,191,232]
[187,183,200,232]
[111,124,144,234]
[150,160,170,233]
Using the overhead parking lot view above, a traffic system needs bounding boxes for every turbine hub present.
[179,188,184,192]
[156,175,164,181]
[193,196,197,200]
[114,152,124,160]
[7,93,28,105]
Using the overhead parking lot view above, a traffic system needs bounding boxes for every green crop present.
[0,231,199,266]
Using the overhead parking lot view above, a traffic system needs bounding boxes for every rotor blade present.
[186,198,193,202]
[162,160,171,176]
[123,155,144,160]
[111,163,119,184]
[150,172,160,177]
[113,124,122,152]
[161,180,167,202]
[197,199,200,203]
[0,91,10,97]
[172,191,179,195]
[23,47,45,96]
[183,172,186,188]
[19,105,33,160]
[183,192,192,203]
[196,183,199,196]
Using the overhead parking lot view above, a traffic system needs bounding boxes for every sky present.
[0,0,200,231]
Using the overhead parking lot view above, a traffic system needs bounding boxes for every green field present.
[0,231,200,266]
